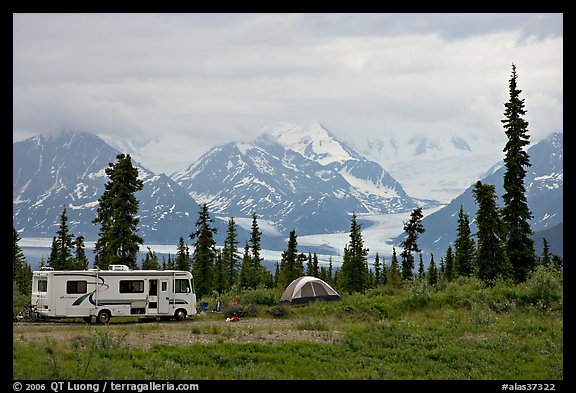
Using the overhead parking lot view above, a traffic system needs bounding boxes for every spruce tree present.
[190,203,218,298]
[445,246,454,282]
[93,154,144,270]
[248,212,268,288]
[501,64,536,282]
[417,253,426,280]
[454,205,475,277]
[47,206,75,270]
[279,229,301,288]
[174,236,192,271]
[166,253,175,270]
[221,217,240,290]
[387,246,402,287]
[340,212,369,294]
[239,241,252,289]
[312,253,319,277]
[380,254,387,286]
[73,235,90,270]
[439,257,445,279]
[400,207,425,281]
[212,249,227,295]
[473,181,510,283]
[306,253,313,276]
[142,247,160,270]
[427,254,438,286]
[373,252,382,288]
[541,238,551,267]
[13,227,32,295]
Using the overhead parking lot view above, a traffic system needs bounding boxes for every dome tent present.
[279,276,341,305]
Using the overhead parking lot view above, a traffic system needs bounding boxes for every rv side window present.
[66,281,87,294]
[38,279,47,292]
[175,279,190,293]
[119,280,144,293]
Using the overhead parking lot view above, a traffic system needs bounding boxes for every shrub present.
[520,265,562,306]
[268,305,291,318]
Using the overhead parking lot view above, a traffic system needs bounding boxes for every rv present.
[31,265,197,323]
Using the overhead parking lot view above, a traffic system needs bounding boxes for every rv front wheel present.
[97,310,111,324]
[174,309,186,321]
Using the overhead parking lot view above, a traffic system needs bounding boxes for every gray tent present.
[279,276,341,305]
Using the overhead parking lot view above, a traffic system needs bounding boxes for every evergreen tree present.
[93,154,144,269]
[417,253,426,280]
[222,217,241,290]
[47,206,76,270]
[501,63,536,282]
[387,246,402,287]
[380,254,388,286]
[73,235,90,270]
[427,253,438,286]
[551,255,563,272]
[190,203,218,297]
[454,205,476,277]
[473,181,510,283]
[306,253,313,276]
[248,212,268,288]
[174,236,192,271]
[373,252,382,288]
[142,247,160,270]
[327,256,334,285]
[279,229,302,288]
[399,207,425,281]
[212,249,227,295]
[439,257,445,279]
[541,238,551,267]
[166,253,175,270]
[273,262,280,288]
[239,241,252,289]
[319,265,328,283]
[13,228,32,295]
[340,212,369,294]
[445,246,454,282]
[312,253,319,277]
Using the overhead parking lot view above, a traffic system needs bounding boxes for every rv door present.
[159,280,169,314]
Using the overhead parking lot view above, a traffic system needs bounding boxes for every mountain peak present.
[263,121,355,165]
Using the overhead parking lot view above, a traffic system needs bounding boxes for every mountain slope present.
[391,132,563,258]
[13,132,204,244]
[171,121,440,236]
[347,130,506,203]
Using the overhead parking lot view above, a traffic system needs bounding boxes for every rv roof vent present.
[109,264,130,271]
[39,267,54,271]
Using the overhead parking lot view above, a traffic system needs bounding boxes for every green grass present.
[13,270,563,380]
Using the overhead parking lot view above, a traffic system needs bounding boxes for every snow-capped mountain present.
[171,121,440,236]
[392,132,563,258]
[346,130,507,203]
[13,132,205,244]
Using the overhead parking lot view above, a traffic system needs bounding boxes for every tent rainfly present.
[279,276,341,305]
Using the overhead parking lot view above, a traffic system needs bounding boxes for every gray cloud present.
[13,13,563,174]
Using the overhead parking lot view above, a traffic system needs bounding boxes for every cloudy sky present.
[13,13,563,175]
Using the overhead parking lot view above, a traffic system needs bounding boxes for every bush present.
[223,303,259,318]
[13,286,31,321]
[520,265,562,306]
[268,305,291,318]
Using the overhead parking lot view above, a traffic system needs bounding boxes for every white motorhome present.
[31,265,197,323]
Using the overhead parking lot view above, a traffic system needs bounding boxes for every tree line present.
[13,64,563,302]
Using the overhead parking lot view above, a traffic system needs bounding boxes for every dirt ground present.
[13,314,343,350]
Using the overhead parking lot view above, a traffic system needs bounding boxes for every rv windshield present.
[175,279,191,293]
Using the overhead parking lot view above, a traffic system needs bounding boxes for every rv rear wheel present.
[97,310,111,324]
[174,309,186,321]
